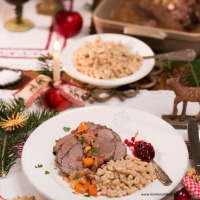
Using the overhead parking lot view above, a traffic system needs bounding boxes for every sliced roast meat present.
[85,122,106,136]
[53,134,74,154]
[113,141,127,161]
[60,143,84,175]
[68,143,84,169]
[85,122,121,141]
[97,128,116,161]
[56,134,79,164]
[54,122,127,176]
[60,156,75,175]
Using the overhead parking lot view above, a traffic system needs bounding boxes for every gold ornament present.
[0,112,29,131]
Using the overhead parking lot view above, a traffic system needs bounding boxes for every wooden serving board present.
[162,115,200,129]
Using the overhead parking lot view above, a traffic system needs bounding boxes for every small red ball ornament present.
[42,87,72,112]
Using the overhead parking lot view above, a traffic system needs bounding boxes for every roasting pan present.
[93,0,200,55]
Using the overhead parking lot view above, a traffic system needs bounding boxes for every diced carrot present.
[82,182,90,190]
[75,183,87,194]
[88,184,98,197]
[78,122,89,132]
[83,158,94,168]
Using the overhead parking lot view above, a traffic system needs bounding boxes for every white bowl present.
[62,33,155,88]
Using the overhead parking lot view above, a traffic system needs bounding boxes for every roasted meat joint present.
[139,0,200,30]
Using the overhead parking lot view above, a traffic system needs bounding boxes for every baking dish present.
[93,0,200,55]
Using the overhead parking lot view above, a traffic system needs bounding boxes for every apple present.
[42,87,72,112]
[54,10,83,38]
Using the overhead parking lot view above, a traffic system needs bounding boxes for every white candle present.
[53,41,61,82]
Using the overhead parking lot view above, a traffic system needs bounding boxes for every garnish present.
[84,194,90,197]
[124,132,155,162]
[35,164,43,168]
[91,147,98,153]
[80,139,84,145]
[75,173,80,180]
[124,131,138,146]
[63,127,71,132]
[45,170,50,175]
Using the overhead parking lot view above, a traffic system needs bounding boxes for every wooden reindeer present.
[167,76,200,121]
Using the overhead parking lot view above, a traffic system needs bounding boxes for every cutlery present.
[188,118,200,174]
[151,160,172,186]
[143,49,196,61]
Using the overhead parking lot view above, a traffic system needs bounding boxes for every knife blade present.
[188,118,200,174]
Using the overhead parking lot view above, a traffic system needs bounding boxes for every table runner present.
[0,89,196,200]
[0,0,92,70]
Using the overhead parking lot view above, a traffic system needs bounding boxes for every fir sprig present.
[0,98,58,177]
[164,57,200,87]
[37,54,53,78]
[37,54,64,79]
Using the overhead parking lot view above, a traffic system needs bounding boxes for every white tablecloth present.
[0,0,92,70]
[0,89,196,200]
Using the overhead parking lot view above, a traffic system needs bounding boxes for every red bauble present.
[54,10,83,38]
[42,87,72,112]
[174,188,190,200]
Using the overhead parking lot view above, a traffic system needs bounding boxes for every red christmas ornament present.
[42,87,72,112]
[174,188,190,200]
[54,10,83,38]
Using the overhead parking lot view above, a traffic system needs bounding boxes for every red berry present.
[131,137,135,142]
[174,188,190,200]
[127,141,133,147]
[124,139,129,144]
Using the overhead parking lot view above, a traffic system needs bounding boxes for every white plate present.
[22,106,188,200]
[61,33,155,88]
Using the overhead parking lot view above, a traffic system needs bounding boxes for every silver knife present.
[188,118,200,174]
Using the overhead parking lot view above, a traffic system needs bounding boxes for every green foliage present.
[164,58,200,87]
[37,54,53,78]
[0,98,58,177]
[37,54,64,79]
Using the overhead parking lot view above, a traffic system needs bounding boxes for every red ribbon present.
[54,81,87,107]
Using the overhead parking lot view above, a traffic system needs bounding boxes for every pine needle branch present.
[164,57,200,87]
[0,98,58,177]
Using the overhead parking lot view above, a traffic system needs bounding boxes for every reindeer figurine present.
[167,76,200,122]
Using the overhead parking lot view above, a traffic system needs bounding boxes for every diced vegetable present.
[75,183,87,194]
[88,184,98,197]
[78,122,89,132]
[83,158,94,168]
[83,182,90,189]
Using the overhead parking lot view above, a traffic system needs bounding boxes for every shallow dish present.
[22,106,188,200]
[61,33,155,88]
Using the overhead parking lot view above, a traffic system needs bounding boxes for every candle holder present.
[37,0,64,16]
[4,0,34,32]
